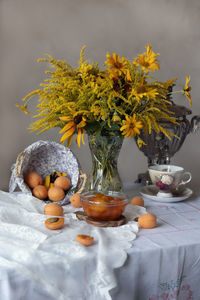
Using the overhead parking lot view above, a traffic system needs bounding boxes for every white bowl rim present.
[148,164,184,172]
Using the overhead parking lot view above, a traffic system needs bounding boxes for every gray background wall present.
[0,0,200,191]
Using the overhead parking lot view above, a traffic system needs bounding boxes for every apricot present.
[48,186,65,202]
[76,234,94,246]
[32,185,48,200]
[131,196,144,207]
[54,176,71,191]
[138,213,157,229]
[24,172,43,189]
[45,217,64,230]
[44,203,63,216]
[70,193,82,208]
[88,199,107,213]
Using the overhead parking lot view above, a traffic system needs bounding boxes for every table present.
[110,185,200,300]
[1,185,200,300]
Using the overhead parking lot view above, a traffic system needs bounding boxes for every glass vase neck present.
[87,133,124,192]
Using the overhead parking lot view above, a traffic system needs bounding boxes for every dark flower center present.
[113,77,130,93]
[74,115,82,125]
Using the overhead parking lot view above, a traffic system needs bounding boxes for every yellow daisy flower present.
[107,68,132,82]
[131,79,159,101]
[60,113,86,147]
[107,68,120,79]
[134,44,160,73]
[183,75,192,106]
[120,114,143,137]
[105,53,127,77]
[16,104,31,114]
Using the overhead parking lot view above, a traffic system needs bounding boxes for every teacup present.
[148,165,192,197]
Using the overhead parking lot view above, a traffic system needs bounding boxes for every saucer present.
[140,185,193,203]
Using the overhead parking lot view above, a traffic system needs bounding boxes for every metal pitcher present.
[135,102,200,184]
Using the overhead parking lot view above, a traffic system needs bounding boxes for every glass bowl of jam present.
[80,191,129,221]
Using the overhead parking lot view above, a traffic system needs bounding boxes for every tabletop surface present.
[1,185,200,300]
[111,185,200,300]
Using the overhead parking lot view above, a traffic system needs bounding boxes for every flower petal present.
[82,129,85,145]
[76,128,82,147]
[59,121,75,134]
[60,126,76,143]
[60,116,73,122]
[67,135,73,147]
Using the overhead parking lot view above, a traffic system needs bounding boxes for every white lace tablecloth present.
[0,190,145,300]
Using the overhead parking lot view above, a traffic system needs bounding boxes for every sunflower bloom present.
[60,114,86,147]
[131,79,159,101]
[134,44,160,73]
[107,68,120,79]
[16,104,31,114]
[183,75,192,106]
[105,53,127,77]
[120,114,143,137]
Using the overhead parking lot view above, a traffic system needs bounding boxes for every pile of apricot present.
[24,171,71,202]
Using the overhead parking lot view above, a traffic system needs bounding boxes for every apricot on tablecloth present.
[44,203,63,216]
[76,234,94,246]
[131,196,144,207]
[70,193,82,208]
[138,213,157,229]
[45,217,64,230]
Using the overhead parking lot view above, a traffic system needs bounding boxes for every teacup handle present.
[180,172,192,185]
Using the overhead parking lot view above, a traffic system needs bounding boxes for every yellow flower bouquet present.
[17,45,191,192]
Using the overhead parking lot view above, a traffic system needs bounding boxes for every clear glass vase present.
[87,133,124,192]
